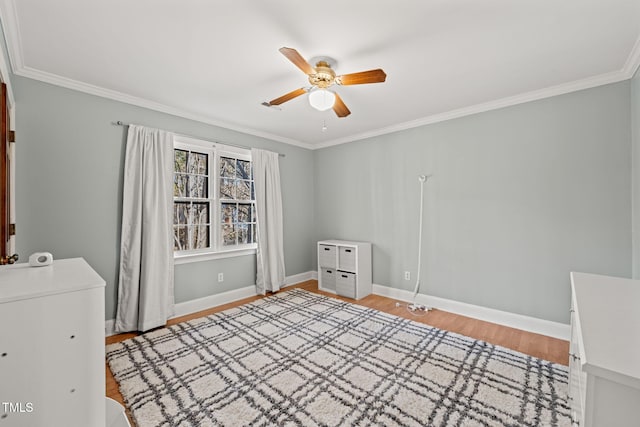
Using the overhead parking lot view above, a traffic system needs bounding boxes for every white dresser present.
[0,258,106,427]
[569,272,640,426]
[318,240,372,299]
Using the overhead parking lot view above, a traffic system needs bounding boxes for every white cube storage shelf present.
[317,240,372,300]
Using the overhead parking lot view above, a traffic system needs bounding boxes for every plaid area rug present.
[106,289,571,427]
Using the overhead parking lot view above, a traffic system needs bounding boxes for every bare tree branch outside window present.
[173,148,255,253]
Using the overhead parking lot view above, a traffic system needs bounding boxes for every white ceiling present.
[1,0,639,149]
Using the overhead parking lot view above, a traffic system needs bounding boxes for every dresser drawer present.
[318,245,337,268]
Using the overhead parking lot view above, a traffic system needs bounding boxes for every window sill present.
[174,247,257,265]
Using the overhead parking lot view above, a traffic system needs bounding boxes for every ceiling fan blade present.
[279,47,314,75]
[333,93,351,118]
[337,69,387,85]
[268,88,307,106]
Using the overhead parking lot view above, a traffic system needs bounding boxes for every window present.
[220,156,256,246]
[173,136,256,263]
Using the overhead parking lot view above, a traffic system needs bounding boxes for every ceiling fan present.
[265,47,387,118]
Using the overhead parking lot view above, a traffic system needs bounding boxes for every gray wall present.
[632,69,640,279]
[9,71,634,326]
[315,82,632,324]
[12,76,315,320]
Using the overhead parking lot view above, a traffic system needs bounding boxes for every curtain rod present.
[111,121,285,157]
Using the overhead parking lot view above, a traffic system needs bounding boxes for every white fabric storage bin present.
[336,271,356,299]
[321,268,336,291]
[318,244,337,268]
[338,247,356,272]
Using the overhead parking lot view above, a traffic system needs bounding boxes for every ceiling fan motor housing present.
[308,61,336,88]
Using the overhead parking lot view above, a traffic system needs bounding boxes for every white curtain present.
[115,125,175,332]
[252,148,285,294]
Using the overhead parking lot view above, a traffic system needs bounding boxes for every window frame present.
[173,136,257,265]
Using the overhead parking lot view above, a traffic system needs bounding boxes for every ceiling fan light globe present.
[309,89,336,111]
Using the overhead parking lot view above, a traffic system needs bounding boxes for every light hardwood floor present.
[106,280,569,422]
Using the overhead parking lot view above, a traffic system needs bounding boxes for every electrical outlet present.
[404,271,410,280]
[218,273,224,282]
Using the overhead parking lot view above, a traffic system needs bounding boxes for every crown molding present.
[10,60,632,152]
[314,68,633,150]
[622,34,640,80]
[0,0,22,73]
[16,65,315,150]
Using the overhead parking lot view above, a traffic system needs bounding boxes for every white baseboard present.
[107,273,568,341]
[283,270,316,287]
[105,285,256,337]
[105,271,317,336]
[372,284,570,340]
[171,285,258,319]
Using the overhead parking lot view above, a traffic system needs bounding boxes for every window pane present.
[192,225,210,249]
[236,180,251,200]
[237,204,251,222]
[222,224,236,246]
[237,224,249,244]
[193,202,209,225]
[174,226,188,251]
[220,178,235,199]
[221,203,237,224]
[220,157,235,178]
[174,174,188,197]
[251,205,256,222]
[174,150,187,173]
[189,176,208,198]
[174,202,188,225]
[188,152,208,175]
[251,224,257,243]
[237,160,251,179]
[186,151,195,174]
[197,153,208,175]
